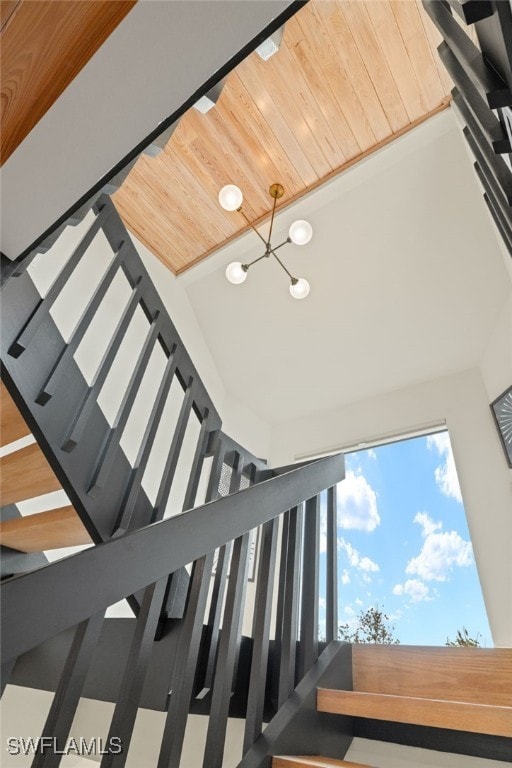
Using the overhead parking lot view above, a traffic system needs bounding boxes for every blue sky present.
[318,431,492,646]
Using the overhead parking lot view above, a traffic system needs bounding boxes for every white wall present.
[269,367,512,648]
[479,290,512,403]
[0,0,292,258]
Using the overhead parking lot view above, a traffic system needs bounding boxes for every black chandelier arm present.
[238,208,268,248]
[267,191,278,247]
[245,252,269,269]
[271,237,291,253]
[271,249,295,281]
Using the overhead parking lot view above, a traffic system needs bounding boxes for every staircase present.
[3,0,512,762]
[1,382,92,566]
[2,181,511,768]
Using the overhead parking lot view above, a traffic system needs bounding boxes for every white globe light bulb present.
[225,262,247,285]
[218,185,243,211]
[290,278,310,300]
[289,219,313,246]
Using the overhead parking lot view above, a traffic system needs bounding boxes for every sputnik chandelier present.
[219,183,312,299]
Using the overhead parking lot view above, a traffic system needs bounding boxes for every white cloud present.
[319,597,326,609]
[393,579,431,603]
[341,569,351,585]
[345,605,355,616]
[338,538,379,574]
[367,449,377,460]
[355,598,363,606]
[427,433,462,503]
[337,471,380,531]
[406,514,473,582]
[414,511,442,537]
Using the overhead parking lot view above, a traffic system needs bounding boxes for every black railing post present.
[243,515,279,752]
[33,612,105,768]
[326,485,338,643]
[298,494,320,679]
[100,578,167,768]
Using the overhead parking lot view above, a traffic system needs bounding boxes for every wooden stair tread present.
[1,381,31,446]
[0,505,91,552]
[0,441,61,506]
[317,688,512,738]
[273,758,376,768]
[352,644,512,706]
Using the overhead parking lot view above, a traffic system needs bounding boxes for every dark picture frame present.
[490,384,512,468]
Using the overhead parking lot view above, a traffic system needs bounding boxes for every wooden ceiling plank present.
[236,57,319,188]
[150,151,231,251]
[164,145,237,241]
[0,0,136,164]
[342,0,410,133]
[390,0,447,112]
[416,1,454,94]
[126,166,211,260]
[289,12,361,163]
[182,109,272,219]
[0,505,92,553]
[0,442,62,507]
[307,3,376,152]
[208,104,295,208]
[216,75,305,198]
[277,19,348,172]
[164,142,242,240]
[364,0,428,123]
[0,0,21,33]
[317,1,392,143]
[113,183,194,273]
[251,50,334,180]
[1,381,31,446]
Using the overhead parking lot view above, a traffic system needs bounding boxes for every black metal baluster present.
[203,541,233,691]
[87,312,162,497]
[157,431,225,766]
[100,578,167,768]
[151,377,196,522]
[202,532,250,768]
[298,495,320,679]
[243,516,279,753]
[326,486,338,643]
[9,207,111,358]
[203,432,226,505]
[157,550,215,768]
[111,347,180,536]
[270,510,290,710]
[423,0,512,108]
[61,277,144,452]
[35,241,129,406]
[202,451,244,690]
[32,612,105,768]
[277,504,303,708]
[181,409,212,512]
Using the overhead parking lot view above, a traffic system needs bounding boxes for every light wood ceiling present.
[0,0,136,164]
[113,0,452,275]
